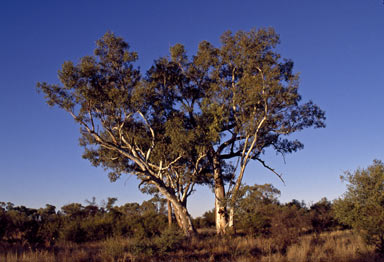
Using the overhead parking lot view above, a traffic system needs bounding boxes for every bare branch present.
[165,169,177,193]
[217,132,238,154]
[240,135,250,166]
[134,141,146,159]
[256,158,285,185]
[163,155,183,170]
[181,153,206,202]
[158,160,163,179]
[230,115,267,204]
[105,128,118,145]
[138,176,152,189]
[220,150,242,159]
[138,111,155,160]
[88,105,95,132]
[185,181,196,199]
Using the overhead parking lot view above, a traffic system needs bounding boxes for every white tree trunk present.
[228,206,234,229]
[167,200,173,227]
[155,184,196,236]
[213,156,228,234]
[215,193,227,234]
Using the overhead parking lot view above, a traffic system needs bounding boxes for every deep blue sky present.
[1,0,383,216]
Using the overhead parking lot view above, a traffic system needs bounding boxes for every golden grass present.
[285,230,375,262]
[0,230,380,262]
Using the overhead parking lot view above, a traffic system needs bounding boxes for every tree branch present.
[256,158,285,185]
[138,110,155,161]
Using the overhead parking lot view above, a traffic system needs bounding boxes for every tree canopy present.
[37,28,325,235]
[334,160,384,253]
[157,28,326,233]
[37,32,205,235]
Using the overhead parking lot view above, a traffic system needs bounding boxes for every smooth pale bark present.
[156,184,196,237]
[214,190,227,235]
[213,156,228,235]
[174,207,183,229]
[228,207,234,229]
[171,202,195,236]
[173,204,195,236]
[167,200,173,227]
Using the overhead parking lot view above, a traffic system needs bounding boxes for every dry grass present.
[231,230,379,262]
[0,230,381,262]
[285,230,377,262]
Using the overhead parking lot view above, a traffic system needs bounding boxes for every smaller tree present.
[334,160,384,253]
[235,184,281,236]
[309,197,337,233]
[37,32,208,236]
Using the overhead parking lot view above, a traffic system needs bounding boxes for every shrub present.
[269,205,309,253]
[153,227,185,254]
[334,160,384,254]
[60,221,87,243]
[310,198,338,233]
[127,237,155,257]
[100,238,126,262]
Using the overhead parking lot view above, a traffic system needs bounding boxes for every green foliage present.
[0,198,170,248]
[234,184,312,253]
[194,209,216,228]
[37,31,210,235]
[334,160,384,253]
[269,204,309,253]
[0,202,9,240]
[100,238,127,262]
[235,184,281,236]
[37,28,326,235]
[36,205,60,246]
[152,226,185,254]
[127,237,155,257]
[61,221,87,243]
[1,205,43,246]
[309,198,338,233]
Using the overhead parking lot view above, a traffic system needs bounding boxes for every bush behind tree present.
[334,160,384,254]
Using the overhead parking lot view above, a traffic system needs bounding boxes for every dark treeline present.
[0,196,170,247]
[196,184,342,239]
[195,184,345,253]
[0,184,345,252]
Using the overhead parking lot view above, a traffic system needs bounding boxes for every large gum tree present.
[37,33,209,237]
[38,28,325,236]
[205,29,326,233]
[151,28,326,234]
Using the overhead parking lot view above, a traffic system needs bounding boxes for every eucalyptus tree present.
[37,32,208,236]
[156,28,326,234]
[38,28,325,236]
[204,28,326,233]
[334,160,384,253]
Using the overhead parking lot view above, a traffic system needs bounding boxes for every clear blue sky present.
[1,0,383,217]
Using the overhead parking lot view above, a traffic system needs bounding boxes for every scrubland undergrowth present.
[1,230,380,262]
